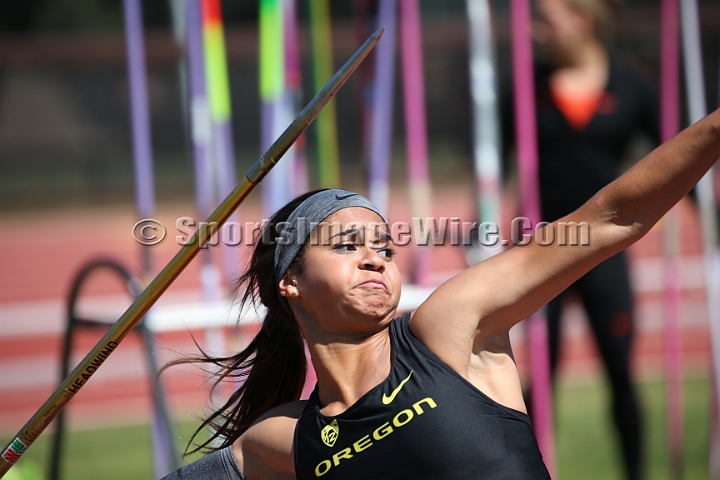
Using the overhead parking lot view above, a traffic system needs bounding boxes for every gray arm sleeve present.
[161,446,245,480]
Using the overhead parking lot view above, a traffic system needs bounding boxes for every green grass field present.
[2,375,710,479]
[554,375,709,480]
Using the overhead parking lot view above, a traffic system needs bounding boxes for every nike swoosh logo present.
[335,193,357,200]
[382,370,413,404]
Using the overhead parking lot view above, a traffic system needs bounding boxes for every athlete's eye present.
[378,247,396,259]
[333,243,358,253]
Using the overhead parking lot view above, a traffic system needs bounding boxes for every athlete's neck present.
[305,326,392,417]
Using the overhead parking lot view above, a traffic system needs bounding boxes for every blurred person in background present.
[503,0,659,479]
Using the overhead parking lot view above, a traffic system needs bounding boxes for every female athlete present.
[163,108,720,479]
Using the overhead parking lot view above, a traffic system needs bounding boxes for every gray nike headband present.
[273,189,386,284]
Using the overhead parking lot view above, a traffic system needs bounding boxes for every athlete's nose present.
[359,246,385,272]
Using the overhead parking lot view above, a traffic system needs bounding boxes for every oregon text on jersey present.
[314,397,437,477]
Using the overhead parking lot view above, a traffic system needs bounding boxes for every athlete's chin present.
[358,300,397,320]
[345,292,398,320]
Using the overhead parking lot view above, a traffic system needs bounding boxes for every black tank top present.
[294,314,551,479]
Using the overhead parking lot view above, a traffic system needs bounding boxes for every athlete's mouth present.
[358,279,387,291]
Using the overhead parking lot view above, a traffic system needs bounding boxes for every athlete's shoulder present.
[160,447,245,480]
[254,400,308,423]
[242,400,307,449]
[391,311,412,330]
[234,401,307,479]
[390,312,417,347]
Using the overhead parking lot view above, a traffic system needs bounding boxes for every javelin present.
[0,27,383,478]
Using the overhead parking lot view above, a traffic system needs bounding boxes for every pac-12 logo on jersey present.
[321,419,339,447]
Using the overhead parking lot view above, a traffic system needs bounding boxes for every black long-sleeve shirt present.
[503,56,659,222]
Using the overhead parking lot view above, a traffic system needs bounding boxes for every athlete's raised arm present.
[411,108,720,367]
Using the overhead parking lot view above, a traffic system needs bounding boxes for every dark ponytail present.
[164,190,325,454]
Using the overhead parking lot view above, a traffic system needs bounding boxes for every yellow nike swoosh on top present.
[382,370,414,404]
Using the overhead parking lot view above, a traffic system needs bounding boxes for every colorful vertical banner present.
[660,0,684,476]
[368,0,397,214]
[260,0,293,215]
[510,0,556,474]
[678,0,720,475]
[399,0,432,287]
[285,0,308,196]
[187,0,229,434]
[353,0,376,164]
[202,0,236,196]
[125,0,155,224]
[466,0,502,264]
[201,0,240,280]
[186,0,213,218]
[309,0,341,188]
[123,0,179,476]
[202,0,231,126]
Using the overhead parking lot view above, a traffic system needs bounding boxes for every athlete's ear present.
[278,274,299,298]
